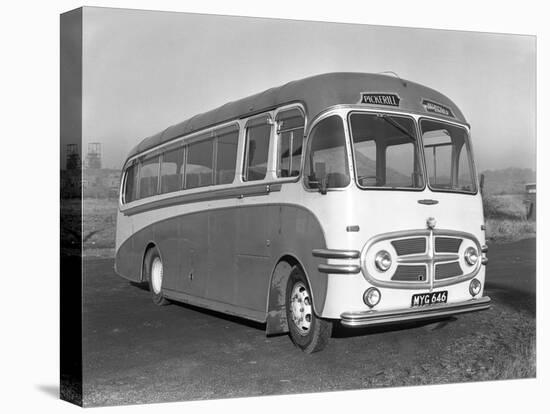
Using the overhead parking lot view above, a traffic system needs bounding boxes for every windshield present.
[420,119,476,193]
[349,112,424,189]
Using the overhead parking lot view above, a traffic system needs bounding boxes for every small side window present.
[123,163,138,203]
[139,155,160,199]
[160,147,184,194]
[215,128,239,185]
[243,118,271,182]
[186,138,214,189]
[276,108,304,178]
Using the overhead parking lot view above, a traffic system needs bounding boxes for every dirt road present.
[82,238,535,406]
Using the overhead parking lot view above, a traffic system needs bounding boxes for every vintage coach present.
[115,72,490,353]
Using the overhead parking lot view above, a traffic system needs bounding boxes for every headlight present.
[364,287,381,307]
[375,250,392,271]
[464,246,479,266]
[469,279,481,296]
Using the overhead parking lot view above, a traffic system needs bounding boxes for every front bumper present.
[340,296,491,327]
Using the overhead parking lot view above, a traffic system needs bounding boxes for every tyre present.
[285,267,332,353]
[144,246,170,306]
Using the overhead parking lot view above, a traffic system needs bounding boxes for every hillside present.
[481,168,535,195]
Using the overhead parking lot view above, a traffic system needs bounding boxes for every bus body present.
[115,72,490,352]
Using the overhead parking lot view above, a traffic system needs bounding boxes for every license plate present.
[411,290,448,307]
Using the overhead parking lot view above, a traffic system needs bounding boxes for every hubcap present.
[151,257,163,295]
[290,282,312,336]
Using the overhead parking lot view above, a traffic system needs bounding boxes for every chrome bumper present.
[340,296,491,328]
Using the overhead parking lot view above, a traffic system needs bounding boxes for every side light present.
[375,250,392,271]
[481,245,489,265]
[464,246,479,266]
[364,287,381,308]
[469,279,481,296]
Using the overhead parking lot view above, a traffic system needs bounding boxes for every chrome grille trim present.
[361,229,482,290]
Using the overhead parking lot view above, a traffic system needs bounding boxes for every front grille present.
[435,237,462,253]
[435,262,462,280]
[364,229,480,288]
[391,237,426,255]
[392,265,427,282]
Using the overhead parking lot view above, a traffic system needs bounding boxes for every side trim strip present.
[163,288,266,323]
[312,249,361,259]
[318,264,361,274]
[340,296,491,327]
[122,182,283,216]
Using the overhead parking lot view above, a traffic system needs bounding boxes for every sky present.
[76,7,536,171]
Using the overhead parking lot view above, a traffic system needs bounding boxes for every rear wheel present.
[144,247,170,306]
[285,267,332,353]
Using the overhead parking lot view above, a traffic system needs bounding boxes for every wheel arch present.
[265,253,315,335]
[140,241,158,282]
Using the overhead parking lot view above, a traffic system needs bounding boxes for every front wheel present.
[285,267,332,353]
[144,246,170,306]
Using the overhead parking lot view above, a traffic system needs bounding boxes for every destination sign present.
[360,93,400,107]
[422,99,454,118]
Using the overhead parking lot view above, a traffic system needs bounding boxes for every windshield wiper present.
[379,114,416,141]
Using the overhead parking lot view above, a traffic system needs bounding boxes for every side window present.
[305,116,350,189]
[215,128,239,185]
[243,118,271,182]
[423,130,453,188]
[420,120,475,193]
[186,138,213,189]
[123,163,138,203]
[160,146,184,194]
[276,108,304,178]
[139,155,160,198]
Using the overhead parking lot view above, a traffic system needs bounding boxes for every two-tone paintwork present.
[115,73,488,334]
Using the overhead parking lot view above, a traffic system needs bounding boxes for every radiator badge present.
[426,217,437,229]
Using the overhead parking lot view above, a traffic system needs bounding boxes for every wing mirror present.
[319,177,328,195]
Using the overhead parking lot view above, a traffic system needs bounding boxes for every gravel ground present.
[81,238,536,407]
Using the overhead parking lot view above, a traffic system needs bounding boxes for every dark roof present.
[126,72,466,161]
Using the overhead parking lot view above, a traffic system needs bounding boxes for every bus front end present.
[305,108,490,327]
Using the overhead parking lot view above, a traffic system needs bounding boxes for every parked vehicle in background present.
[525,183,536,219]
